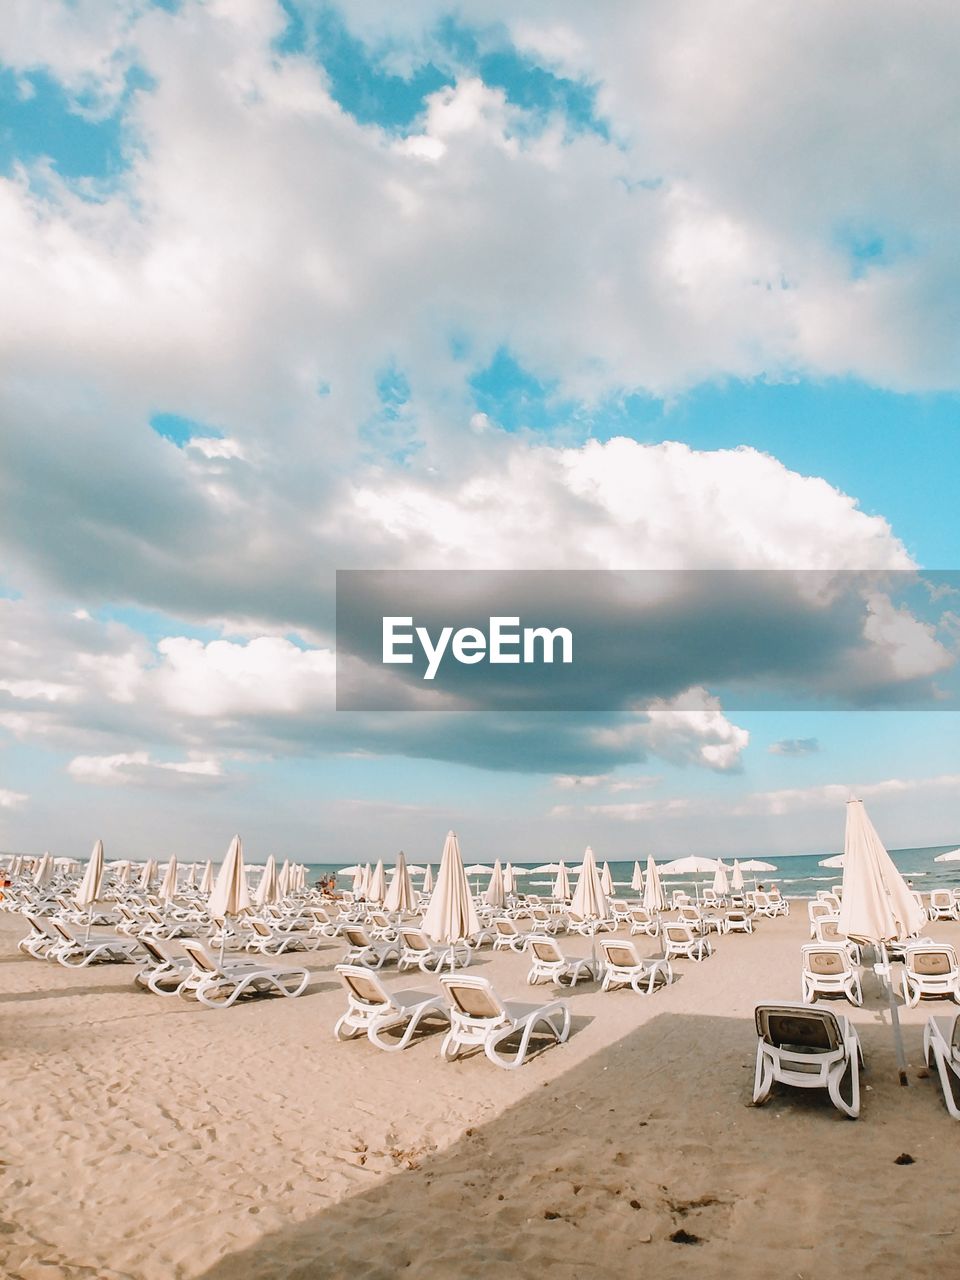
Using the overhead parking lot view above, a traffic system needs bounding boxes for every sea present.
[298,843,960,899]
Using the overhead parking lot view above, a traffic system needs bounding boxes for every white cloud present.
[153,636,335,717]
[0,788,28,809]
[590,688,750,773]
[67,751,224,788]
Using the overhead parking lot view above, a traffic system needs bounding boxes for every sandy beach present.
[2,904,959,1280]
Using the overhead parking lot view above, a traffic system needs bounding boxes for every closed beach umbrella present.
[278,859,291,897]
[361,862,372,898]
[631,861,644,893]
[504,862,516,894]
[349,865,364,894]
[139,859,157,892]
[384,851,416,913]
[552,860,571,900]
[186,863,197,889]
[116,861,131,887]
[11,855,23,877]
[256,854,280,908]
[600,861,615,896]
[209,835,252,961]
[643,855,666,912]
[368,858,387,904]
[295,864,307,892]
[199,860,215,894]
[422,864,434,894]
[75,840,105,910]
[159,856,179,903]
[570,846,608,921]
[731,859,745,892]
[422,831,480,944]
[712,860,729,896]
[484,858,506,909]
[33,852,54,889]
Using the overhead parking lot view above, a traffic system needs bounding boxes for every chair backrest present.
[809,901,832,921]
[600,939,639,967]
[816,918,845,944]
[529,907,551,922]
[439,975,504,1021]
[137,936,169,966]
[528,936,562,964]
[678,906,700,924]
[369,912,390,928]
[495,919,518,936]
[665,923,694,943]
[400,928,429,952]
[804,946,849,977]
[180,940,219,974]
[342,926,372,949]
[629,909,651,923]
[909,946,957,977]
[336,963,389,1008]
[755,1004,842,1053]
[250,919,271,936]
[49,918,74,943]
[931,891,952,907]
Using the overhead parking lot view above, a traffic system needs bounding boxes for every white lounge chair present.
[334,964,449,1051]
[598,939,672,994]
[725,910,753,934]
[928,891,959,921]
[526,935,597,987]
[438,974,570,1070]
[179,940,309,1008]
[491,918,527,953]
[627,908,660,938]
[901,944,960,1007]
[662,922,713,962]
[800,944,863,1006]
[340,925,399,970]
[753,1003,864,1119]
[397,927,472,973]
[812,917,862,965]
[923,1013,960,1119]
[134,936,195,995]
[245,917,319,956]
[48,919,140,968]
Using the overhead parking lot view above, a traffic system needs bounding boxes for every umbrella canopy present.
[712,860,729,896]
[199,860,215,894]
[422,864,434,893]
[532,863,561,874]
[256,854,280,908]
[839,800,926,944]
[139,858,157,891]
[659,856,719,874]
[367,858,387,904]
[11,855,23,876]
[731,859,745,892]
[739,859,778,872]
[600,861,615,895]
[552,860,571,900]
[503,862,516,894]
[159,856,179,902]
[630,861,644,893]
[484,858,506,909]
[933,848,960,863]
[186,862,197,889]
[642,854,666,912]
[277,859,291,897]
[384,851,416,913]
[208,835,252,919]
[465,863,493,875]
[421,831,480,944]
[33,852,54,889]
[570,846,608,920]
[75,840,105,909]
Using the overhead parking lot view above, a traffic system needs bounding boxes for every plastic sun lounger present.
[245,918,319,955]
[340,925,400,970]
[923,1013,960,1118]
[438,974,571,1070]
[753,1002,864,1119]
[133,936,196,996]
[598,939,672,994]
[526,935,597,987]
[627,909,660,938]
[663,923,713,962]
[491,918,528,953]
[334,964,449,1051]
[800,944,864,1006]
[179,940,309,1008]
[901,944,960,1007]
[397,928,472,974]
[48,919,140,968]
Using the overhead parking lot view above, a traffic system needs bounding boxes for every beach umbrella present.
[731,859,745,892]
[11,855,23,877]
[139,859,157,891]
[712,860,729,896]
[532,863,561,874]
[384,851,416,913]
[839,799,927,1085]
[818,854,845,868]
[75,840,105,911]
[186,863,197,889]
[278,859,291,897]
[115,861,132,887]
[422,831,480,944]
[933,848,960,863]
[659,856,719,874]
[484,858,506,910]
[33,852,54,889]
[739,859,778,872]
[552,860,571,900]
[158,856,179,903]
[600,861,615,896]
[504,862,516,894]
[570,846,608,921]
[209,835,252,961]
[631,861,644,893]
[361,862,372,898]
[199,860,215,894]
[256,854,280,908]
[642,854,666,913]
[368,858,387,904]
[422,864,434,894]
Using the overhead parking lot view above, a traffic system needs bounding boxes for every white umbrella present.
[731,859,745,892]
[384,851,416,913]
[113,861,130,887]
[642,854,666,913]
[711,860,729,896]
[158,856,179,903]
[532,863,561,874]
[630,861,644,893]
[484,858,506,909]
[209,835,252,961]
[186,862,197,889]
[11,855,23,877]
[361,862,373,898]
[422,864,434,893]
[368,858,387,904]
[139,859,157,891]
[278,859,292,897]
[570,846,608,921]
[33,853,54,889]
[839,798,926,1084]
[659,856,719,874]
[256,854,280,908]
[199,860,215,894]
[739,859,778,872]
[347,864,364,894]
[421,831,480,944]
[552,860,571,900]
[600,861,615,896]
[75,840,105,911]
[933,848,960,863]
[503,862,516,894]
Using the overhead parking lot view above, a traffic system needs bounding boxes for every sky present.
[1,0,959,865]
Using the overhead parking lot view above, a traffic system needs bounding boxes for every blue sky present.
[0,0,958,862]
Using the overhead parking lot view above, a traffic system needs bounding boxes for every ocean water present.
[299,843,960,899]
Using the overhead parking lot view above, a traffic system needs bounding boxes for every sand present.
[2,906,959,1280]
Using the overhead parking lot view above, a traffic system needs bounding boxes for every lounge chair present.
[491,918,527,952]
[179,940,309,1008]
[808,900,835,937]
[245,917,319,956]
[901,944,960,1007]
[725,910,753,934]
[47,919,140,968]
[753,1003,864,1119]
[662,922,713,962]
[812,917,862,964]
[800,944,863,1006]
[923,1013,960,1118]
[438,974,570,1070]
[397,927,472,973]
[365,911,400,942]
[526,935,597,987]
[134,936,195,995]
[598,939,672,994]
[525,905,565,935]
[334,964,449,1051]
[566,910,616,937]
[19,912,64,959]
[627,908,660,938]
[928,892,959,922]
[340,925,400,970]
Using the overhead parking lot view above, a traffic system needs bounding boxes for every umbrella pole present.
[877,942,909,1087]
